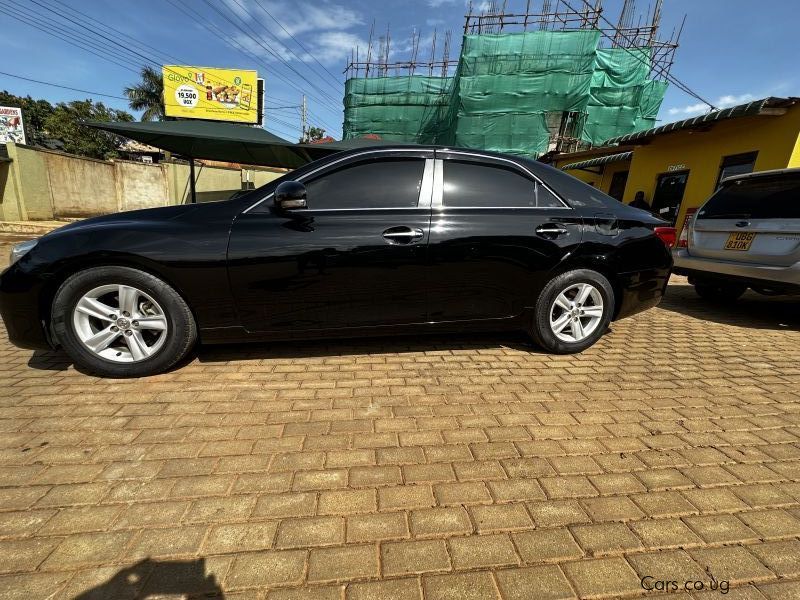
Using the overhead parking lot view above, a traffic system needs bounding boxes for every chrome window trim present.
[242,148,433,214]
[436,149,572,210]
[432,159,444,209]
[417,158,435,208]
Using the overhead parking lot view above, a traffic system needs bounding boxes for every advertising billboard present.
[162,65,258,124]
[0,106,26,145]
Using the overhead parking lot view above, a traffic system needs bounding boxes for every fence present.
[0,142,285,221]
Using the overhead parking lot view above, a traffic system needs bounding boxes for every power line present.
[164,0,340,133]
[249,0,343,89]
[199,0,340,109]
[0,70,128,101]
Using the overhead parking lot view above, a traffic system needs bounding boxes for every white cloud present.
[428,0,456,6]
[219,0,365,66]
[667,93,755,117]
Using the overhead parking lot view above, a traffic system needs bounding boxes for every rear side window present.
[698,174,800,219]
[305,158,424,209]
[443,161,564,208]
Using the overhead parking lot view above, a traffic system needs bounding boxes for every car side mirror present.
[274,181,307,210]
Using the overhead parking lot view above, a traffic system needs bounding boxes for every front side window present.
[304,158,424,210]
[443,160,564,208]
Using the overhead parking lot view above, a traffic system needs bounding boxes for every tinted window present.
[698,174,800,220]
[443,161,563,208]
[305,158,424,209]
[715,152,757,189]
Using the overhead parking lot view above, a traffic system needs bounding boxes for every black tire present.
[51,266,197,378]
[529,269,615,354]
[694,280,747,303]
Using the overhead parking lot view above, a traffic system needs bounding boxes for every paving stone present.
[512,529,583,563]
[422,571,500,600]
[308,544,378,582]
[409,507,472,537]
[381,539,450,575]
[562,557,642,598]
[448,533,519,569]
[495,565,576,600]
[346,577,422,600]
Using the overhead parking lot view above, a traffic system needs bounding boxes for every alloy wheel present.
[549,282,604,343]
[72,284,168,363]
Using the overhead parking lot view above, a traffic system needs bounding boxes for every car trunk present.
[689,172,800,267]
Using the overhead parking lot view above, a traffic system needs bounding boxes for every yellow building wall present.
[624,105,800,234]
[552,156,632,197]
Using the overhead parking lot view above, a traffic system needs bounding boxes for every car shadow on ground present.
[660,283,800,331]
[25,330,545,375]
[193,330,543,364]
[70,558,223,599]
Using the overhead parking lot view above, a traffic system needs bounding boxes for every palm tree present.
[124,66,165,121]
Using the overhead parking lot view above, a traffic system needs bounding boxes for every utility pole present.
[301,95,307,143]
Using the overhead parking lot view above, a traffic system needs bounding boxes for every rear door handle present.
[382,226,425,244]
[535,224,569,237]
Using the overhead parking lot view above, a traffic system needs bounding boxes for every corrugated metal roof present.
[603,97,799,145]
[561,151,633,171]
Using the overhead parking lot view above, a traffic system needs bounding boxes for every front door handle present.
[535,223,569,237]
[383,226,424,244]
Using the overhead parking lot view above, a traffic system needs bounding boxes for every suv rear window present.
[698,173,800,219]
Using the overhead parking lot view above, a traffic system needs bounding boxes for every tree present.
[124,66,165,122]
[0,91,54,146]
[43,100,133,159]
[301,126,326,143]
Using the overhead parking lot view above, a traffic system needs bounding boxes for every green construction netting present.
[343,76,452,142]
[342,31,668,155]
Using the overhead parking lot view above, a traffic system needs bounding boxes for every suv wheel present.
[52,266,197,378]
[529,269,614,354]
[694,280,747,303]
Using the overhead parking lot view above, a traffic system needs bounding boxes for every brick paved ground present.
[1,233,799,599]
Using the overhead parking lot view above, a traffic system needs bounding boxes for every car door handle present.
[535,224,569,237]
[382,226,424,244]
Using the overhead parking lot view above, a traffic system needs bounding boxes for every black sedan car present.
[0,146,673,377]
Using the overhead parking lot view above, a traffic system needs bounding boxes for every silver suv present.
[673,168,800,301]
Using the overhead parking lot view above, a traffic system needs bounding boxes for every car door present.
[227,150,434,332]
[426,151,583,323]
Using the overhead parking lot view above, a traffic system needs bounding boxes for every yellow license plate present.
[724,232,756,251]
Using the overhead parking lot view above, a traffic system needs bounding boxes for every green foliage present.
[124,66,165,122]
[43,100,134,159]
[0,91,134,158]
[0,90,54,146]
[307,126,326,142]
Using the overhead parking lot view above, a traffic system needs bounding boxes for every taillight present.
[653,226,676,247]
[677,208,697,249]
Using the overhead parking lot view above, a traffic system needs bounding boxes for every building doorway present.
[607,170,629,201]
[652,171,689,225]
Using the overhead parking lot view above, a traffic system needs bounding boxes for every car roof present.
[722,167,800,185]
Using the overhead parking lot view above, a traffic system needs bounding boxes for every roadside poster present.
[162,65,258,124]
[0,106,26,144]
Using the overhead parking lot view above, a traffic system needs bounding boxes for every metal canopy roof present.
[561,151,633,171]
[83,120,311,168]
[603,97,799,145]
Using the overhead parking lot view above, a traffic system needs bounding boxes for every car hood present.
[42,203,227,239]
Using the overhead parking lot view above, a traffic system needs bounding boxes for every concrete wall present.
[0,142,285,221]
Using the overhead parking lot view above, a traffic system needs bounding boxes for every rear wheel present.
[52,266,197,377]
[694,280,747,303]
[529,269,614,354]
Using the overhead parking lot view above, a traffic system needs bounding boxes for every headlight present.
[9,239,38,265]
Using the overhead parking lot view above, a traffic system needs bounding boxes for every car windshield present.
[698,173,800,219]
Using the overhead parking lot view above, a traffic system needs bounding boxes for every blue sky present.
[1,0,798,141]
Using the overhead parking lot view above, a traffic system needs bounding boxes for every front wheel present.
[51,266,197,377]
[529,269,615,354]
